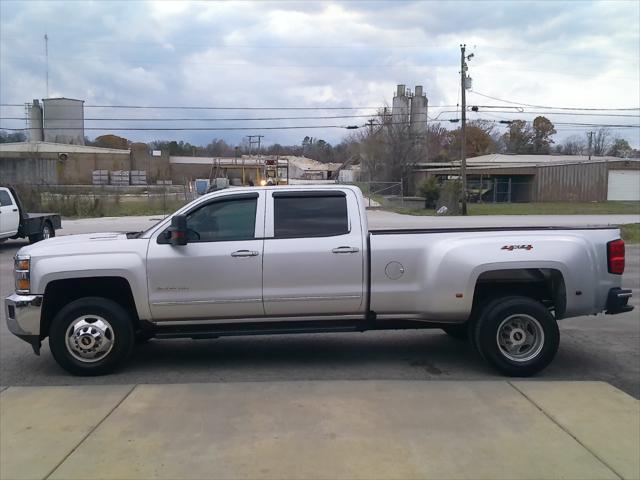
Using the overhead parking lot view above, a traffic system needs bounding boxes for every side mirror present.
[169,215,188,246]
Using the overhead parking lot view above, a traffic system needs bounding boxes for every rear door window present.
[273,193,349,238]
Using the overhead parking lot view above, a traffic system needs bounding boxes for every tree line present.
[1,117,636,171]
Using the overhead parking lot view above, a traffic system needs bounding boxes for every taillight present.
[607,239,625,275]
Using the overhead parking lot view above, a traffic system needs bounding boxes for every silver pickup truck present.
[5,185,633,376]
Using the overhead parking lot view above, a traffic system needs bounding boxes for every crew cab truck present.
[5,185,633,376]
[0,186,61,244]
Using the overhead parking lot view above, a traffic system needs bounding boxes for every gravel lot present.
[1,213,638,397]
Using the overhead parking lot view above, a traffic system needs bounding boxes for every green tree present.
[446,120,497,159]
[502,120,533,153]
[532,116,556,154]
[93,134,130,150]
[418,176,440,208]
[608,138,632,157]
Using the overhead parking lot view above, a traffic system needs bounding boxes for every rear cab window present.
[272,191,349,238]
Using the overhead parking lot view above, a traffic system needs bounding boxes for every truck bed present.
[20,213,62,236]
[369,225,618,235]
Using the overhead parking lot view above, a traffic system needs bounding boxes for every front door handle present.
[231,250,259,257]
[332,246,359,254]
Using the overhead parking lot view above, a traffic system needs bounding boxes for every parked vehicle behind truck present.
[0,186,61,244]
[5,185,633,376]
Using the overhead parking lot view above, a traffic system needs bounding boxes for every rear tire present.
[49,297,134,376]
[29,221,54,243]
[473,296,559,377]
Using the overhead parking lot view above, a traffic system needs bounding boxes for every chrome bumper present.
[5,293,43,354]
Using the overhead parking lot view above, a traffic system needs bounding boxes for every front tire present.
[473,296,559,377]
[49,297,134,376]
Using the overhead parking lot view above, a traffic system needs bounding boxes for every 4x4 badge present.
[501,245,533,251]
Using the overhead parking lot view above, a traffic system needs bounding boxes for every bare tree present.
[561,135,587,155]
[592,128,611,156]
[358,111,426,193]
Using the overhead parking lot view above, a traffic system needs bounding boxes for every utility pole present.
[587,131,594,160]
[44,33,49,98]
[366,118,375,135]
[460,44,468,215]
[246,135,264,155]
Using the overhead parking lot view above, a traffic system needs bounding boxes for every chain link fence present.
[339,180,405,208]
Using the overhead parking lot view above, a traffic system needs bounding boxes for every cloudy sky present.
[1,0,639,148]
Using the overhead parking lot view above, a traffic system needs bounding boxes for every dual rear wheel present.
[444,296,559,377]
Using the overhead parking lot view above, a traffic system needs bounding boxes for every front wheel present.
[473,296,559,377]
[49,297,134,376]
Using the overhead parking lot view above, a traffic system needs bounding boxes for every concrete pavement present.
[1,381,638,480]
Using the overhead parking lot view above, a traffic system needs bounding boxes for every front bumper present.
[5,293,43,354]
[605,288,634,315]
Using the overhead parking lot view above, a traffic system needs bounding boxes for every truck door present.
[147,192,265,321]
[0,188,20,238]
[262,189,364,316]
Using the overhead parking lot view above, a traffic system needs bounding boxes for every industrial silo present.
[392,84,410,126]
[410,85,428,136]
[42,97,85,145]
[29,99,44,142]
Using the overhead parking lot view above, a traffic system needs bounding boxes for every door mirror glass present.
[169,215,188,246]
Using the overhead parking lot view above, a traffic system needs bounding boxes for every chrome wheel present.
[496,314,544,362]
[65,315,115,363]
[42,225,52,239]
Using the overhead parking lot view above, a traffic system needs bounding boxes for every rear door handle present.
[332,246,359,254]
[231,250,259,257]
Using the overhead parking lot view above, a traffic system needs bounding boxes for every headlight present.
[15,254,30,294]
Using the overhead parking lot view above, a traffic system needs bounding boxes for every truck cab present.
[0,186,61,243]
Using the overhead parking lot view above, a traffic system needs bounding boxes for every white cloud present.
[0,0,638,147]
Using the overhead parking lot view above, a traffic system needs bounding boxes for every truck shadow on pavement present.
[128,331,480,376]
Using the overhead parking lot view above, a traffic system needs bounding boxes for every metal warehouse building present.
[413,154,640,202]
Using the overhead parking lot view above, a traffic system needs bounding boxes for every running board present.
[150,319,441,340]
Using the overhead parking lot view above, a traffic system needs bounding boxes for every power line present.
[417,117,639,128]
[0,103,382,110]
[0,114,397,122]
[3,110,636,122]
[469,91,640,111]
[0,103,458,110]
[0,124,371,132]
[467,110,640,118]
[2,118,637,132]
